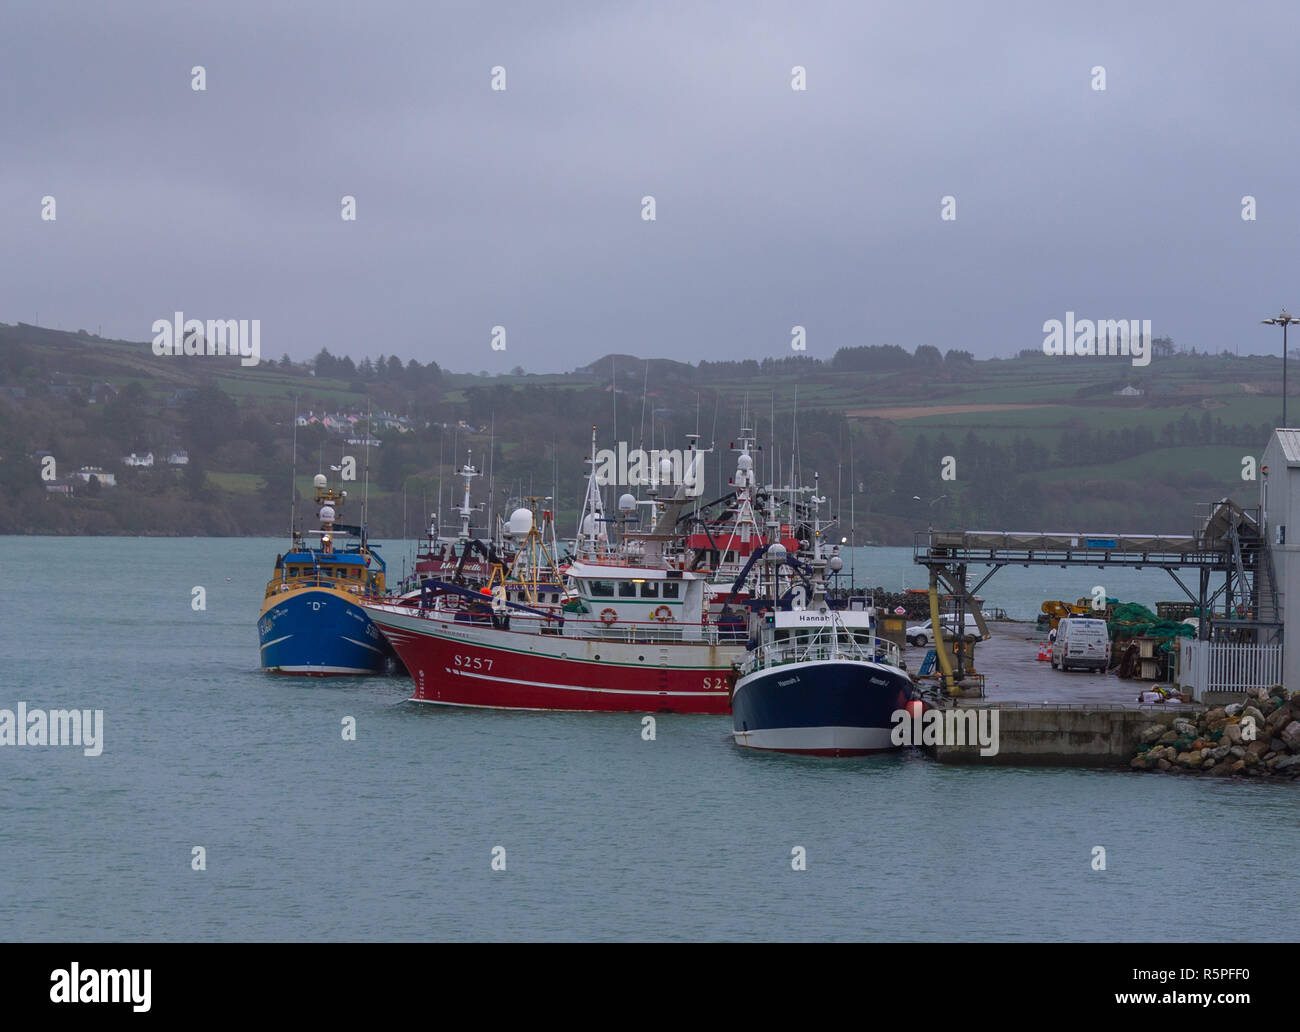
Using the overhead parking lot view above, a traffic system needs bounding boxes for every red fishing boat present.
[367,439,754,711]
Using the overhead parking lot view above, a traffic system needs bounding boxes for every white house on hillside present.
[75,467,116,487]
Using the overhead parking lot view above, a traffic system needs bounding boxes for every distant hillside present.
[0,321,1273,540]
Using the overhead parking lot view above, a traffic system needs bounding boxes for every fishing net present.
[1107,602,1195,644]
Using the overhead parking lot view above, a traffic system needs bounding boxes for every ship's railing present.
[265,576,371,598]
[401,600,734,645]
[740,633,901,676]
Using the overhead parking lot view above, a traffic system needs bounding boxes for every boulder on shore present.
[1127,697,1300,778]
[1280,720,1300,752]
[1138,723,1168,745]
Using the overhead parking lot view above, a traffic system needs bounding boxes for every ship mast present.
[454,450,482,542]
[575,425,607,558]
[714,427,759,568]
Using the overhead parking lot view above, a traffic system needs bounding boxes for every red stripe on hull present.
[370,610,734,714]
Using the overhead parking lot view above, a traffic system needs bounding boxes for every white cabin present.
[567,561,708,639]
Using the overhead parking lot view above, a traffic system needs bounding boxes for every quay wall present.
[930,707,1188,766]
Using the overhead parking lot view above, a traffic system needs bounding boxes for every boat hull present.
[731,659,912,756]
[258,587,392,676]
[365,603,737,713]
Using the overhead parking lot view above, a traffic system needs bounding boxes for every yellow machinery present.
[927,568,991,694]
[1041,599,1091,631]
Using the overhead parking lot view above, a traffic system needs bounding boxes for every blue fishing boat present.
[730,538,915,756]
[258,474,397,676]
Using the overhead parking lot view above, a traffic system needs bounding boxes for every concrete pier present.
[906,621,1198,765]
[928,705,1185,766]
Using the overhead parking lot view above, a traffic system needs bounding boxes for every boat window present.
[640,582,659,598]
[661,582,679,599]
[589,580,614,597]
[618,581,637,598]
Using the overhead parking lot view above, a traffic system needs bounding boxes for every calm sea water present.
[1,538,1294,942]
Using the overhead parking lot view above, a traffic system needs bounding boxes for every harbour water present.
[2,537,1295,941]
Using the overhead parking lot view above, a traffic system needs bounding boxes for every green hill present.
[0,322,1272,539]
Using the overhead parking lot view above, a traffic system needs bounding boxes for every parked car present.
[1052,617,1110,672]
[906,613,984,647]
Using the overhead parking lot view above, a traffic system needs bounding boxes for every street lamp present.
[1261,309,1298,427]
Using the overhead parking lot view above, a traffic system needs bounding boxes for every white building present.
[122,452,154,467]
[1259,429,1300,690]
[167,450,189,466]
[75,467,116,487]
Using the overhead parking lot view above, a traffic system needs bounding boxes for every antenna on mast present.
[362,400,372,531]
[576,425,607,555]
[289,395,298,539]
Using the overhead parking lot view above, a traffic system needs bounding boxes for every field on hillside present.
[0,321,1282,538]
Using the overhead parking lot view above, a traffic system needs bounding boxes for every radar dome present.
[313,473,327,488]
[318,505,336,522]
[658,457,674,478]
[618,493,637,512]
[766,543,787,563]
[737,454,753,471]
[829,556,843,572]
[508,508,533,535]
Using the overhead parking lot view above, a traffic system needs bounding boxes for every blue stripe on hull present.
[258,589,391,676]
[732,660,912,752]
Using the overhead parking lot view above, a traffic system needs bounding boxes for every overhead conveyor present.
[912,500,1282,691]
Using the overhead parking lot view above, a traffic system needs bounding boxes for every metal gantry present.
[911,501,1281,690]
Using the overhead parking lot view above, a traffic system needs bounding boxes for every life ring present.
[652,605,672,622]
[600,608,618,625]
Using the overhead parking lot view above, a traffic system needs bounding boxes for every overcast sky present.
[4,0,1300,372]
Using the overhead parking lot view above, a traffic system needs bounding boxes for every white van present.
[906,613,984,646]
[1053,618,1110,672]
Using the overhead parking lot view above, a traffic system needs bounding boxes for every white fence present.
[1178,640,1283,699]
